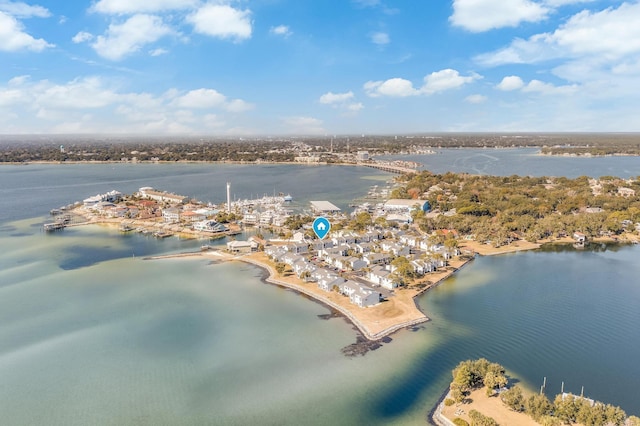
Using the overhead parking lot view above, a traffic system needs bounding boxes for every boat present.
[119,224,135,232]
[43,222,65,232]
[152,230,173,238]
[283,194,293,202]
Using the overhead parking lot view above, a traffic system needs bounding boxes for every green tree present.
[500,386,525,412]
[274,262,286,275]
[525,393,553,421]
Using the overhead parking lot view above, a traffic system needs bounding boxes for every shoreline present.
[147,247,470,342]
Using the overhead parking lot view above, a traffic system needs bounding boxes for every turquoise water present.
[1,159,639,424]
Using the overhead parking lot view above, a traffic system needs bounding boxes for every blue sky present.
[1,0,639,135]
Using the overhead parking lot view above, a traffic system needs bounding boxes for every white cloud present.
[347,102,364,112]
[496,75,577,95]
[422,69,481,94]
[477,3,640,67]
[465,94,487,104]
[521,79,578,95]
[91,0,199,15]
[172,88,227,108]
[0,76,255,134]
[270,25,291,38]
[365,69,480,97]
[281,116,325,134]
[0,11,52,51]
[542,0,595,6]
[364,78,418,97]
[171,88,254,112]
[72,31,94,43]
[0,1,50,18]
[225,98,254,113]
[188,4,252,41]
[319,91,354,104]
[450,0,549,32]
[371,32,389,45]
[497,76,525,91]
[91,14,174,61]
[149,47,168,56]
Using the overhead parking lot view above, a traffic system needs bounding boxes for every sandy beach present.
[437,388,540,426]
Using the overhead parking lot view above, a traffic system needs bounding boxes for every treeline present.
[3,133,640,163]
[394,171,640,245]
[447,359,639,426]
[0,140,296,163]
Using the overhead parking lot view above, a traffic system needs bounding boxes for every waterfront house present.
[314,270,345,292]
[340,281,380,307]
[242,212,259,225]
[293,260,316,280]
[226,240,254,254]
[281,252,304,266]
[162,207,181,223]
[368,266,398,290]
[193,220,227,232]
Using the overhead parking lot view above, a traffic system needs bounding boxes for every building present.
[310,200,341,214]
[162,207,181,223]
[139,187,189,204]
[356,151,369,161]
[384,199,430,213]
[226,240,256,254]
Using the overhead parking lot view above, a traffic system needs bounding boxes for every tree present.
[501,386,525,412]
[274,262,286,275]
[526,394,553,421]
[391,256,414,284]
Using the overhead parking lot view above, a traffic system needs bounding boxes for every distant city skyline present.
[1,0,639,135]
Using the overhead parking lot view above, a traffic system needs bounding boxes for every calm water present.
[383,148,640,178]
[1,158,639,425]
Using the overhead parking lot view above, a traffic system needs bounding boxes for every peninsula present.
[432,359,639,425]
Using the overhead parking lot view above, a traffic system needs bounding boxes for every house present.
[313,269,345,292]
[363,252,391,266]
[293,260,316,279]
[311,240,334,251]
[281,252,304,266]
[355,242,375,254]
[339,280,380,307]
[351,287,381,308]
[574,232,587,243]
[162,207,181,223]
[193,220,227,232]
[226,240,254,254]
[242,212,259,225]
[368,265,398,290]
[285,242,309,255]
[180,210,206,223]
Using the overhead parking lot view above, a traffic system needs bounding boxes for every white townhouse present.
[339,281,380,307]
[368,265,398,290]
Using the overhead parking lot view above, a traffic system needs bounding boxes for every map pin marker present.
[312,217,331,240]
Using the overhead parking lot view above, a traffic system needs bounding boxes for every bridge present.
[359,162,420,175]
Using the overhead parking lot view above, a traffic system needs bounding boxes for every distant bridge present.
[360,162,420,175]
